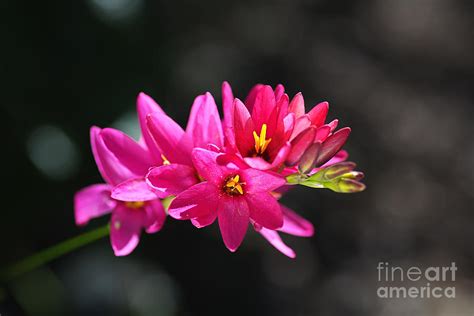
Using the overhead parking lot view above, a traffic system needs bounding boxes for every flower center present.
[253,123,272,155]
[223,174,245,195]
[161,154,171,165]
[124,201,146,209]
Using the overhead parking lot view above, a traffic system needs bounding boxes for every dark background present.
[1,0,473,315]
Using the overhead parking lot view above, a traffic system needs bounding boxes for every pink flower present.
[168,148,287,252]
[144,91,224,198]
[74,94,167,256]
[286,92,351,168]
[223,82,351,171]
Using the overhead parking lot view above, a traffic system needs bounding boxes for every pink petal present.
[283,113,295,139]
[222,81,234,131]
[137,92,165,163]
[110,206,143,256]
[217,197,249,252]
[259,228,296,258]
[328,119,339,132]
[91,127,136,185]
[288,92,305,118]
[168,182,218,220]
[146,164,198,198]
[111,178,157,202]
[316,127,351,166]
[241,168,286,194]
[307,101,329,127]
[314,125,331,142]
[320,149,349,168]
[290,115,312,140]
[143,199,167,233]
[268,142,291,170]
[233,99,255,156]
[252,85,276,129]
[244,84,264,111]
[146,111,193,166]
[244,157,272,170]
[100,128,153,176]
[191,212,218,228]
[186,92,224,149]
[286,127,316,166]
[245,192,283,230]
[74,184,116,226]
[274,84,285,102]
[279,205,314,237]
[191,148,227,185]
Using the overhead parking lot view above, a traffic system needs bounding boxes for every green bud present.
[321,162,356,180]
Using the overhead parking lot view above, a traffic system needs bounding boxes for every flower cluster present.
[74,82,365,257]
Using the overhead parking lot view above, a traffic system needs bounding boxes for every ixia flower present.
[144,92,224,198]
[168,148,287,251]
[74,126,166,256]
[222,83,351,172]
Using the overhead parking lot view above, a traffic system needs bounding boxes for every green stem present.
[1,224,110,283]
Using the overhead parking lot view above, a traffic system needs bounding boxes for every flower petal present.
[241,169,286,194]
[319,149,349,168]
[328,119,339,132]
[146,163,198,198]
[252,85,276,129]
[90,127,109,183]
[168,182,218,220]
[192,148,228,185]
[191,212,218,228]
[259,228,296,258]
[111,178,157,202]
[278,205,314,237]
[217,197,249,252]
[233,99,255,156]
[74,184,116,226]
[100,128,153,176]
[307,101,329,127]
[222,81,234,130]
[290,115,312,140]
[186,92,224,149]
[244,84,263,111]
[269,141,291,170]
[91,127,136,185]
[146,111,193,165]
[283,113,295,139]
[110,206,143,256]
[314,125,331,142]
[245,193,283,230]
[143,199,167,233]
[137,92,165,163]
[288,92,305,118]
[286,127,316,166]
[274,84,285,102]
[316,127,351,166]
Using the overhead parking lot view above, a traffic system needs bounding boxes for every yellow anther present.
[161,154,171,165]
[224,175,244,195]
[253,123,272,155]
[125,201,145,209]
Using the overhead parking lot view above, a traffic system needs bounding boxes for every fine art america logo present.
[377,262,457,299]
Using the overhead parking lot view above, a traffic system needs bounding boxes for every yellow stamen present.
[161,154,171,165]
[252,123,272,155]
[224,175,244,195]
[125,201,145,209]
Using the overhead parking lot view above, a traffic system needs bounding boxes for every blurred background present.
[1,0,473,315]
